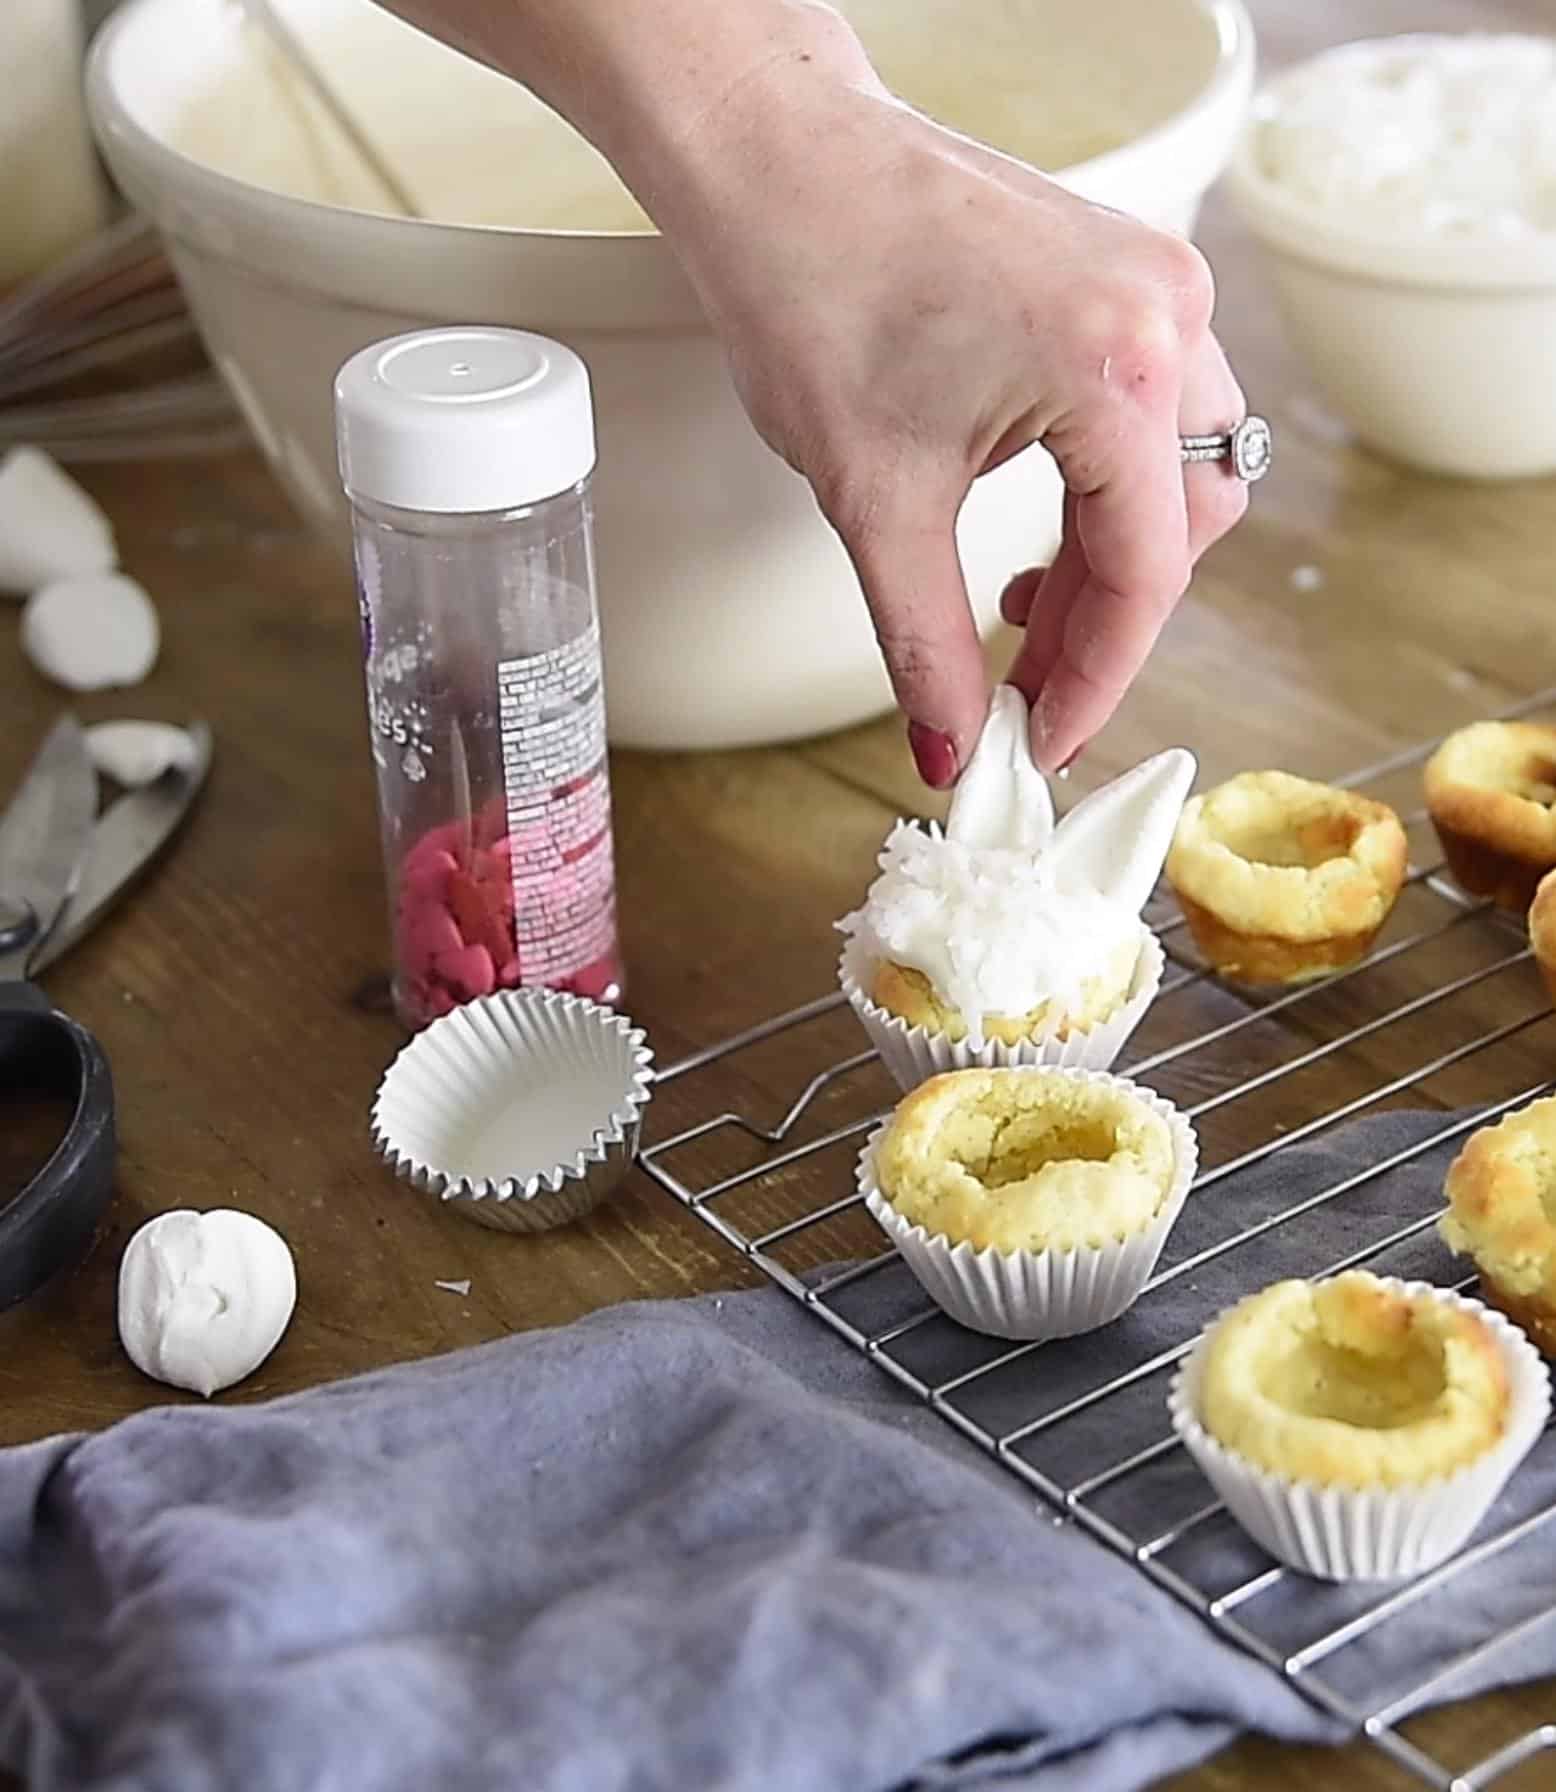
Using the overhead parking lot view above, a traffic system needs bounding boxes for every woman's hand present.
[644,35,1249,781]
[377,0,1249,781]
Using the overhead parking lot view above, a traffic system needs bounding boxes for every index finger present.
[1025,413,1190,770]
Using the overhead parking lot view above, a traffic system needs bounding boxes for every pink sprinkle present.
[420,985,457,1021]
[433,943,496,1001]
[402,821,463,875]
[400,903,464,974]
[400,848,459,905]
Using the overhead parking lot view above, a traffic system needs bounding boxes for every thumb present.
[837,496,990,790]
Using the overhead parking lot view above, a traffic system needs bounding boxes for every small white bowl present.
[857,1068,1199,1340]
[1170,1278,1551,1582]
[371,988,653,1232]
[1225,35,1556,480]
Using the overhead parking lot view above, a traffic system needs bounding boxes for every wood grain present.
[2,1,1555,1786]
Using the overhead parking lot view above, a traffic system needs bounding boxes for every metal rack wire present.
[638,691,1556,1792]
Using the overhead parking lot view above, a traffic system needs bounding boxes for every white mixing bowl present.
[88,0,1253,750]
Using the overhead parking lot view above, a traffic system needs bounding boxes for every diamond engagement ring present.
[1180,415,1273,482]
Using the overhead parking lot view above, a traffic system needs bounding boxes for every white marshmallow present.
[118,1210,297,1398]
[946,684,1054,851]
[86,720,195,787]
[0,446,116,596]
[22,573,159,691]
[1040,745,1198,921]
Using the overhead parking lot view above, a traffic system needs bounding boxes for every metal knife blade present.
[0,714,97,981]
[30,721,213,976]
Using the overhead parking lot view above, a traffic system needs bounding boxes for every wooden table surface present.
[4,1,1555,1786]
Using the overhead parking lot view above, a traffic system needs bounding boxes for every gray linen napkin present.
[0,1111,1551,1792]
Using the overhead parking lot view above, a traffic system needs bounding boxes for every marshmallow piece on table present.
[118,1210,297,1398]
[0,447,116,596]
[86,720,196,788]
[22,573,159,691]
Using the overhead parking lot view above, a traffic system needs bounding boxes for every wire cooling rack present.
[638,691,1556,1792]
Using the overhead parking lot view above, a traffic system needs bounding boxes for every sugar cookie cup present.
[1530,868,1556,1014]
[1441,1094,1556,1360]
[1425,721,1556,913]
[839,928,1165,1094]
[1170,1273,1548,1582]
[858,1065,1198,1341]
[1165,771,1408,984]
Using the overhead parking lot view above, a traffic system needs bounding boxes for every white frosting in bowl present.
[841,687,1195,1047]
[1252,34,1556,242]
[118,1209,297,1397]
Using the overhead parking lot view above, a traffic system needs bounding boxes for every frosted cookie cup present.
[839,925,1164,1091]
[857,1066,1198,1341]
[1169,1273,1549,1582]
[838,687,1192,1093]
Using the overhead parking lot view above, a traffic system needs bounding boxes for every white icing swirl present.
[841,687,1195,1048]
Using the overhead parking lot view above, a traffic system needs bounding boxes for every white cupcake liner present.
[371,988,654,1233]
[857,1068,1199,1341]
[839,926,1164,1094]
[1169,1279,1552,1583]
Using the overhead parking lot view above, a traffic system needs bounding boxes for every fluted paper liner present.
[857,1068,1198,1341]
[371,988,654,1233]
[1169,1279,1551,1583]
[840,926,1165,1094]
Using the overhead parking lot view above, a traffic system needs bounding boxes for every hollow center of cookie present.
[1258,1335,1447,1430]
[955,1113,1119,1189]
[1510,754,1556,805]
[1218,810,1360,871]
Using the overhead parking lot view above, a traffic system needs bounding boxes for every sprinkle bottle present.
[335,327,622,1028]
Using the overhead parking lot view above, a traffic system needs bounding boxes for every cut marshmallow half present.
[22,573,160,692]
[0,446,117,596]
[86,720,196,787]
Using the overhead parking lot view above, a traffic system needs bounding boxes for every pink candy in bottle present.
[334,327,622,1028]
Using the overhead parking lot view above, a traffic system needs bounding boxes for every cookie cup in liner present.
[838,926,1165,1094]
[856,1069,1198,1341]
[1169,1280,1551,1583]
[371,988,653,1233]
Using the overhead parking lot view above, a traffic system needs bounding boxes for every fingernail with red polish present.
[908,723,958,790]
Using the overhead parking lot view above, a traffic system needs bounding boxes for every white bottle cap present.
[334,327,596,514]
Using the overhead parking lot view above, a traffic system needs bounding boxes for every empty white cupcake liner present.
[371,988,654,1233]
[1169,1279,1552,1583]
[857,1068,1199,1341]
[838,926,1164,1094]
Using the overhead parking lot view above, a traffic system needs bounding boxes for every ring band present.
[1180,414,1273,483]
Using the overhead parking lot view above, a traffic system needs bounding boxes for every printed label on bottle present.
[497,624,616,986]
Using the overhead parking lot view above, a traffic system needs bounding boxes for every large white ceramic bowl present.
[1226,35,1556,482]
[88,0,1253,749]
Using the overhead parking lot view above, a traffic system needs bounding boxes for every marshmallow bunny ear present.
[1048,748,1197,915]
[946,685,1055,851]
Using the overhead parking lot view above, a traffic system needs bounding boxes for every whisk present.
[0,212,241,463]
[0,0,415,465]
